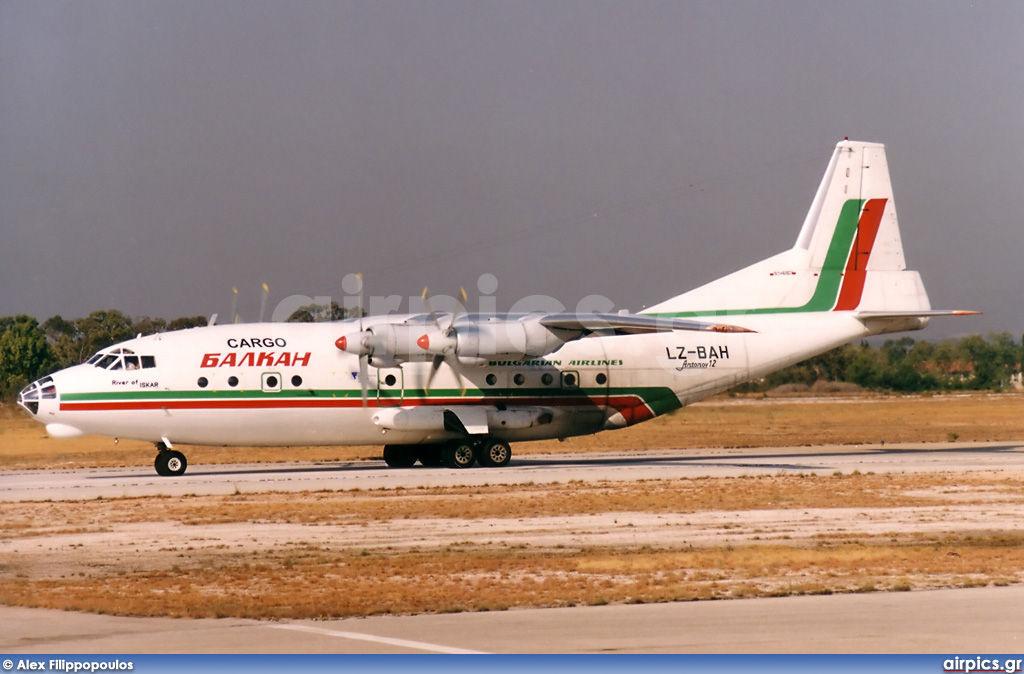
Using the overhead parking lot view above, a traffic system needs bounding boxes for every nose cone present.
[17,376,56,418]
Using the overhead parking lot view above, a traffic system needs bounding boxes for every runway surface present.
[3,441,1023,653]
[2,585,1023,653]
[3,441,1023,501]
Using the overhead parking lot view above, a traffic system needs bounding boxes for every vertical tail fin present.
[643,140,932,319]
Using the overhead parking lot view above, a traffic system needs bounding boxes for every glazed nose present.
[17,376,57,417]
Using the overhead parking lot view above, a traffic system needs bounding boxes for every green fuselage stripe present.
[61,385,681,409]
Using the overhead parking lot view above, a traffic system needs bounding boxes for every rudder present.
[643,140,930,318]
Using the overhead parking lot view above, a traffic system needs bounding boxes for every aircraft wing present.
[538,312,755,335]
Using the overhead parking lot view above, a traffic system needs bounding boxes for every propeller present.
[342,273,370,406]
[420,286,469,394]
[258,283,270,323]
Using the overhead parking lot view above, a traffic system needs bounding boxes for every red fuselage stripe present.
[59,394,651,414]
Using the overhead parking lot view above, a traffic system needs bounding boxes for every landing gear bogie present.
[381,437,514,470]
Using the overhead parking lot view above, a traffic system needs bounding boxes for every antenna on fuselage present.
[231,287,240,324]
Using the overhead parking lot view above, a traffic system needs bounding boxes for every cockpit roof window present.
[90,347,157,370]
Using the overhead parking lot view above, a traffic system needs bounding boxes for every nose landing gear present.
[154,442,188,477]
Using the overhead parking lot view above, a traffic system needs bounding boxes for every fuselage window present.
[228,376,239,387]
[197,377,208,388]
[291,375,302,387]
[596,373,607,385]
[486,373,497,386]
[513,373,526,386]
[541,373,554,385]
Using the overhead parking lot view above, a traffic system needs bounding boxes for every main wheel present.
[478,438,512,468]
[154,452,169,476]
[383,445,417,468]
[165,450,187,476]
[416,445,444,467]
[441,440,476,469]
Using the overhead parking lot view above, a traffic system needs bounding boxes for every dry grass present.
[4,393,1024,620]
[4,471,1017,531]
[2,533,1021,619]
[3,471,1024,619]
[5,393,1024,470]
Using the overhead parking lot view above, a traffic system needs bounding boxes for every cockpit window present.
[89,347,157,370]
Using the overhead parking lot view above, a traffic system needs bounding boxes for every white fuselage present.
[22,312,883,448]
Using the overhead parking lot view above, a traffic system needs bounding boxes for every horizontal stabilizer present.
[855,310,981,320]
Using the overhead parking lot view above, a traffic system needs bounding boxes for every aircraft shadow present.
[511,443,1024,471]
[89,443,1023,480]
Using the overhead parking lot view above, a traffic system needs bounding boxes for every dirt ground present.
[3,393,1024,619]
[4,392,1024,470]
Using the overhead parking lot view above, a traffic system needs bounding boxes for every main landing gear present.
[154,441,188,477]
[383,437,512,470]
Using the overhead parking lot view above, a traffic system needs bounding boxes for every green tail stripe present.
[650,199,865,318]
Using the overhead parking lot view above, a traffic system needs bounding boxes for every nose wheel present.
[154,442,188,476]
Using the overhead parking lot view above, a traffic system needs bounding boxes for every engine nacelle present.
[337,315,581,368]
[455,315,579,359]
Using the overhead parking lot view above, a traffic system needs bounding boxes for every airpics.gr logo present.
[944,657,1024,673]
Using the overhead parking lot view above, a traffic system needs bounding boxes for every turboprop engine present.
[335,314,582,367]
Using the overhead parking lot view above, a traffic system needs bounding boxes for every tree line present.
[0,303,361,401]
[736,333,1023,394]
[0,308,1020,401]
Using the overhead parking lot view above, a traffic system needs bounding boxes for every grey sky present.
[2,1,1021,338]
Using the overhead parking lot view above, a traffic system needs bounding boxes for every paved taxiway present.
[2,585,1022,653]
[3,442,1023,653]
[3,441,1023,501]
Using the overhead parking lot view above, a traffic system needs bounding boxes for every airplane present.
[17,140,976,476]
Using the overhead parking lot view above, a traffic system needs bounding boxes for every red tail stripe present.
[833,198,887,311]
